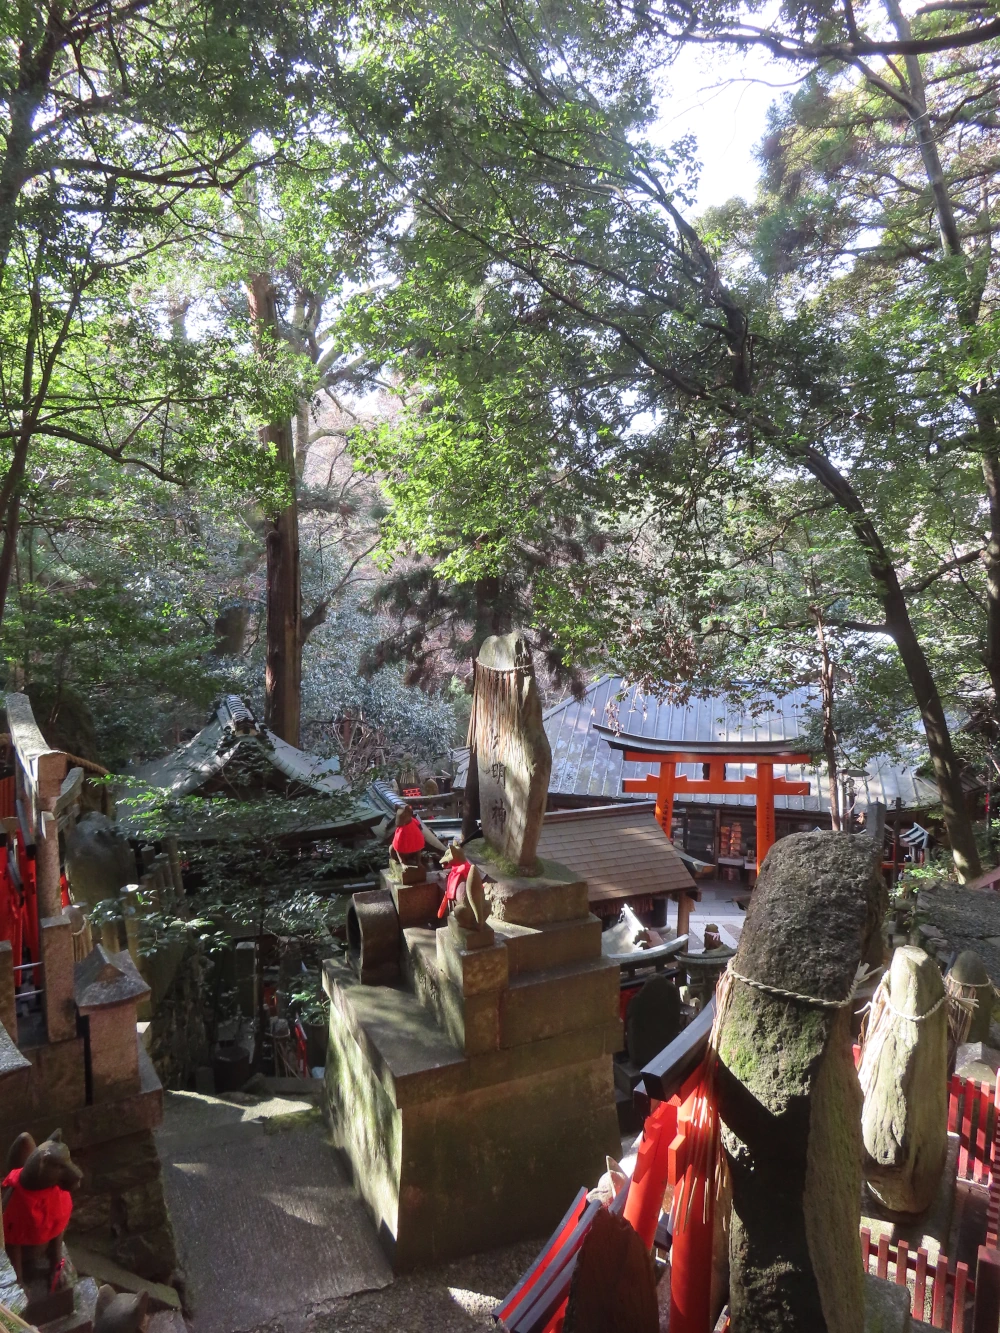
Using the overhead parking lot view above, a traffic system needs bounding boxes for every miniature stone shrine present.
[323,631,621,1269]
[713,830,886,1333]
[859,945,948,1216]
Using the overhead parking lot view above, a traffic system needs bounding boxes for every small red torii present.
[596,728,812,873]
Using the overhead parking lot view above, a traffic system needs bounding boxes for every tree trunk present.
[814,612,842,832]
[803,446,982,880]
[247,274,302,746]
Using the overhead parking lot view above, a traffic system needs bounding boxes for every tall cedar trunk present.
[804,447,982,880]
[814,612,841,832]
[247,275,302,746]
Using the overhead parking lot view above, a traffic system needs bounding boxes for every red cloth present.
[438,860,470,919]
[392,819,425,856]
[2,1169,73,1245]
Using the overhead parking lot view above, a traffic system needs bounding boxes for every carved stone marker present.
[946,949,993,1047]
[859,945,947,1216]
[468,631,551,873]
[714,832,886,1333]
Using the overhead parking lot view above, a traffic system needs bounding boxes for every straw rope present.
[727,960,878,1010]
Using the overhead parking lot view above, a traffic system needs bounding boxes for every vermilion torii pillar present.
[595,728,811,874]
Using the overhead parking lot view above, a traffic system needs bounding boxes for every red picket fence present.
[861,1229,970,1330]
[949,1076,1000,1185]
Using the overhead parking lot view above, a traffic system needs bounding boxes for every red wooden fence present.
[949,1076,999,1185]
[861,1228,970,1330]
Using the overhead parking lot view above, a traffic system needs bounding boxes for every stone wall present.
[68,1128,180,1286]
[146,946,210,1089]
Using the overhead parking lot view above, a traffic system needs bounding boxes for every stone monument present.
[713,830,886,1333]
[945,949,993,1052]
[859,946,948,1216]
[323,632,621,1269]
[467,631,551,873]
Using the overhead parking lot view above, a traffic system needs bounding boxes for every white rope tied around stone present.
[882,991,948,1022]
[726,958,879,1009]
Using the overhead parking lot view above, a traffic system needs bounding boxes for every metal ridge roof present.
[545,676,943,814]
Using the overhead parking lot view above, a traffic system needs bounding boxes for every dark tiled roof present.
[536,804,696,904]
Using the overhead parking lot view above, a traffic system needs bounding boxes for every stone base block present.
[502,957,621,1048]
[405,929,499,1055]
[324,957,620,1271]
[437,928,507,996]
[383,871,443,928]
[496,915,602,974]
[464,843,588,926]
[446,916,495,952]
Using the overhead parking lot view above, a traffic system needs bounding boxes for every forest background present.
[4,0,1000,880]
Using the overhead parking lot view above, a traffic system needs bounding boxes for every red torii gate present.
[596,728,812,873]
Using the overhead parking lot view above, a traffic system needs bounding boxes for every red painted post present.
[669,1084,715,1333]
[953,1262,969,1333]
[933,1256,949,1327]
[755,763,775,872]
[624,1095,679,1247]
[973,1245,1000,1333]
[897,1239,910,1288]
[916,1249,929,1322]
[860,1227,872,1273]
[950,1075,963,1135]
[963,1085,976,1180]
[878,1234,890,1280]
[978,1084,992,1182]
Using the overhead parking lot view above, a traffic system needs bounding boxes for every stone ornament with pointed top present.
[74,946,150,1012]
[468,631,552,874]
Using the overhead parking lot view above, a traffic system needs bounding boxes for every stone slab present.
[156,1094,391,1332]
[864,1272,911,1332]
[496,914,602,974]
[65,1243,181,1310]
[954,1041,1000,1088]
[437,929,509,996]
[501,957,621,1048]
[464,842,588,925]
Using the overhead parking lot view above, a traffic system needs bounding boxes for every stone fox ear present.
[6,1133,35,1173]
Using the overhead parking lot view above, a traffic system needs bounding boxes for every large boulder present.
[715,831,886,1333]
[859,945,948,1216]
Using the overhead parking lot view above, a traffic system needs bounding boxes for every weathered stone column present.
[714,832,886,1333]
[859,945,947,1216]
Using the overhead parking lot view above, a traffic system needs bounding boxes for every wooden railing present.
[861,1229,970,1330]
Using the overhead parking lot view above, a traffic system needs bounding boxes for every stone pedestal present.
[323,860,621,1270]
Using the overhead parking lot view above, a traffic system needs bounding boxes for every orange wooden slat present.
[977,1084,992,1182]
[963,1086,976,1180]
[860,1227,872,1273]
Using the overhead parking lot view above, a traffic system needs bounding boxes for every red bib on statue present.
[2,1168,73,1245]
[392,820,425,855]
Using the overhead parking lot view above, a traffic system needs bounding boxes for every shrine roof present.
[594,727,810,759]
[540,677,948,814]
[536,803,696,904]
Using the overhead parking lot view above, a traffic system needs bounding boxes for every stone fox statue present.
[439,843,489,929]
[94,1285,150,1333]
[2,1129,82,1289]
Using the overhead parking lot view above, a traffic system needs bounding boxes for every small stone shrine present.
[713,830,886,1333]
[323,631,621,1269]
